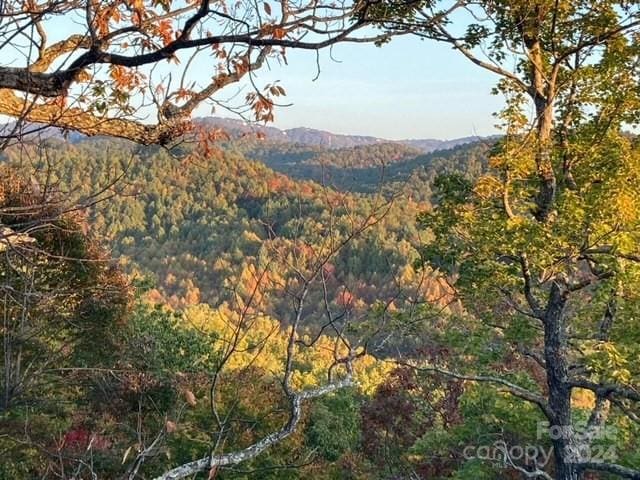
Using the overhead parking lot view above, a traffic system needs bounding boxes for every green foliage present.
[125,302,219,377]
[240,139,490,199]
[0,128,493,479]
[0,136,470,329]
[0,167,132,479]
[306,389,362,461]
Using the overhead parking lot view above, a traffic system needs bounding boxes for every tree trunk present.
[556,462,580,480]
[543,282,580,480]
[524,20,557,222]
[534,95,557,221]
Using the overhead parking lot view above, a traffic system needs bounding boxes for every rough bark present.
[0,89,187,144]
[542,280,593,480]
[525,22,557,222]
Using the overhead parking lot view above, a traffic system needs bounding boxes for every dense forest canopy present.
[2,1,640,480]
[0,136,463,312]
[0,129,477,479]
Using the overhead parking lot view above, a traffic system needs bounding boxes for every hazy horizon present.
[193,35,505,141]
[204,113,497,142]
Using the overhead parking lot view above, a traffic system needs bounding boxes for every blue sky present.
[40,11,505,141]
[208,35,505,140]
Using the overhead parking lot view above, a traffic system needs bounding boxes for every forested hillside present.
[3,1,640,479]
[1,136,470,316]
[0,134,481,479]
[236,138,491,199]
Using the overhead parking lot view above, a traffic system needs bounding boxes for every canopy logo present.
[462,421,618,467]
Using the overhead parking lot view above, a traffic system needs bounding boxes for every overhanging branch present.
[151,377,354,480]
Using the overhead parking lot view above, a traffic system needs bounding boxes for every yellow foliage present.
[473,175,502,200]
[182,303,390,394]
[571,388,596,410]
[615,191,639,224]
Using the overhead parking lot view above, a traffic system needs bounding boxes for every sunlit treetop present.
[372,0,640,221]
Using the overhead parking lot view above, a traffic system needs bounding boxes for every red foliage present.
[336,289,354,307]
[361,366,463,477]
[63,427,111,451]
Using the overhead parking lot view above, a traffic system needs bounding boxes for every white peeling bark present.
[152,377,353,480]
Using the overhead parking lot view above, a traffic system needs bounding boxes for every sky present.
[205,35,505,140]
[36,9,506,142]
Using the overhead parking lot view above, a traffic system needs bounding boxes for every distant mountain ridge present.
[2,117,492,153]
[195,117,488,152]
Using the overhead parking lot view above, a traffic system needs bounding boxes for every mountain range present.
[2,117,491,153]
[195,116,487,152]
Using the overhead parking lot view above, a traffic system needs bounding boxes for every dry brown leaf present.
[165,420,177,433]
[184,389,197,407]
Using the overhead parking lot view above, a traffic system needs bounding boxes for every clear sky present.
[39,11,505,141]
[206,35,505,140]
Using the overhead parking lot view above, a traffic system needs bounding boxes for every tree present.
[377,2,640,478]
[0,5,436,474]
[0,166,132,477]
[0,0,397,146]
[377,0,640,221]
